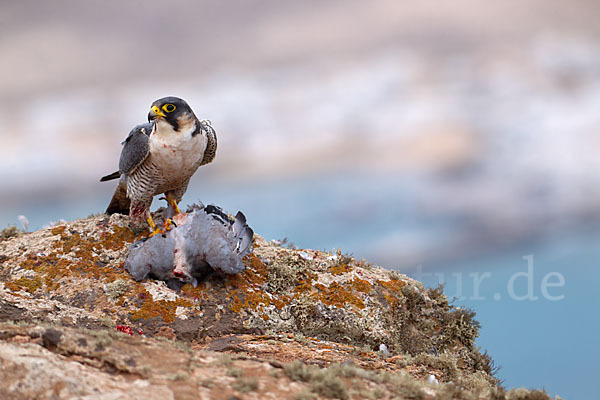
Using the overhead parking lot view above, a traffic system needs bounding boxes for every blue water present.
[2,171,450,258]
[412,231,600,399]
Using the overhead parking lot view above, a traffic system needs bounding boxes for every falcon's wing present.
[100,171,120,182]
[119,123,152,174]
[199,120,217,166]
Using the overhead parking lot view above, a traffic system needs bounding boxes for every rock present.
[0,214,557,399]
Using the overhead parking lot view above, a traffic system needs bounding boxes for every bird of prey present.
[124,203,254,288]
[100,97,217,234]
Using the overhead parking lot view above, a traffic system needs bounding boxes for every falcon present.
[100,96,217,235]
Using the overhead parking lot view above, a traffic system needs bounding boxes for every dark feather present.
[99,123,151,182]
[100,171,120,182]
[106,179,130,215]
[119,123,152,174]
[199,120,217,166]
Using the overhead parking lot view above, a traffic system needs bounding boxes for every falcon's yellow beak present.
[149,105,166,120]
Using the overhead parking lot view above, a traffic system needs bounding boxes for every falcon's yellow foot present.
[163,218,176,232]
[166,197,182,215]
[170,200,182,215]
[146,216,162,237]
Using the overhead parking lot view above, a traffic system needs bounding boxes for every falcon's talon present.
[163,218,176,232]
[146,215,162,237]
[148,226,163,237]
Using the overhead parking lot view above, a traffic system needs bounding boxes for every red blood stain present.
[116,324,143,336]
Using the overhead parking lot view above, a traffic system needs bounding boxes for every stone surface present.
[0,216,556,399]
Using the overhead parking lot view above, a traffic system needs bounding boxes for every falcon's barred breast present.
[100,96,217,234]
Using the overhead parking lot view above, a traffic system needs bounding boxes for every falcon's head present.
[148,96,197,133]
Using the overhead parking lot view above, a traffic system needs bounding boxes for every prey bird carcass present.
[124,204,253,288]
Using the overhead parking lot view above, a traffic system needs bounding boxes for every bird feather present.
[124,204,253,286]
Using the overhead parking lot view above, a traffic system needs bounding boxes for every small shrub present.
[227,367,244,378]
[214,354,232,367]
[0,226,22,241]
[284,360,314,382]
[292,390,318,400]
[233,376,259,393]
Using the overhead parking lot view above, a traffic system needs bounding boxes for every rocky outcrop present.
[0,214,556,399]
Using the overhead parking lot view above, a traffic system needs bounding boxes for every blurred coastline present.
[1,1,599,397]
[3,1,600,267]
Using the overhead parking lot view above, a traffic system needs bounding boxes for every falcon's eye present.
[162,104,176,113]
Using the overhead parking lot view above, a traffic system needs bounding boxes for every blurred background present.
[1,1,599,397]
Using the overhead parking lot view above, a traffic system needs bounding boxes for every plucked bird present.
[100,97,217,234]
[124,204,254,288]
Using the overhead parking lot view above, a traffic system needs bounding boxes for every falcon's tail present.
[100,171,120,182]
[106,179,130,215]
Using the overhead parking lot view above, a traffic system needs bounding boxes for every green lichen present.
[105,279,129,301]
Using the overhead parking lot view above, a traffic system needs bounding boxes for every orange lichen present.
[51,226,67,235]
[228,289,273,314]
[294,271,318,294]
[17,223,137,297]
[272,295,290,310]
[383,294,399,308]
[225,253,284,318]
[376,279,407,308]
[312,281,365,310]
[227,273,290,316]
[130,288,192,324]
[52,224,136,258]
[181,282,208,300]
[5,276,43,293]
[3,282,20,292]
[244,253,269,284]
[99,225,137,251]
[227,253,268,291]
[20,255,74,292]
[329,264,353,275]
[351,278,372,294]
[378,279,407,294]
